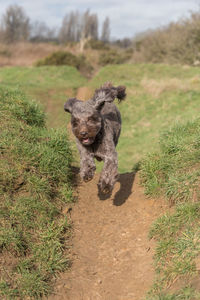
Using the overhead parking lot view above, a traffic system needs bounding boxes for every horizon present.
[0,0,199,39]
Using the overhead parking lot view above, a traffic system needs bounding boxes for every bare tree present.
[30,21,57,42]
[88,13,98,39]
[59,11,81,43]
[113,38,132,48]
[101,17,110,43]
[1,5,30,43]
[82,10,98,39]
[59,10,99,44]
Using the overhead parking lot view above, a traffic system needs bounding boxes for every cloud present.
[0,0,199,38]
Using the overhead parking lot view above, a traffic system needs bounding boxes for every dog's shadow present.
[98,172,136,206]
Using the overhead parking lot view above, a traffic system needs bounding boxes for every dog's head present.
[64,98,102,146]
[64,83,126,146]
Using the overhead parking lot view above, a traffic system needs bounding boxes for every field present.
[1,64,200,171]
[1,62,200,299]
[0,65,87,128]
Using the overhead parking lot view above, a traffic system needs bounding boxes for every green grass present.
[0,66,87,128]
[89,64,200,172]
[146,286,200,300]
[0,64,200,172]
[141,118,200,298]
[0,87,74,298]
[141,119,200,202]
[1,63,200,298]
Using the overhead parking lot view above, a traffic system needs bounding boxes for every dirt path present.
[49,172,167,300]
[76,86,93,101]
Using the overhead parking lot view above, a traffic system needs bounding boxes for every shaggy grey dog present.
[64,82,126,195]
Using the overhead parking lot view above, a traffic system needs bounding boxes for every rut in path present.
[49,172,167,300]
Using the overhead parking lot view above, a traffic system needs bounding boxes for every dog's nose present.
[80,131,88,137]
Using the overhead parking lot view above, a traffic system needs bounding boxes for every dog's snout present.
[80,131,88,137]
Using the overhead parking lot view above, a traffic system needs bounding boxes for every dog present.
[64,82,126,195]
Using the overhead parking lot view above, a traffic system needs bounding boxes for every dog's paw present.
[83,174,93,182]
[82,169,95,182]
[98,180,112,195]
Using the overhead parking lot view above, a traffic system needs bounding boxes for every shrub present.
[99,49,131,66]
[85,39,110,50]
[36,51,78,67]
[35,51,93,76]
[132,11,200,65]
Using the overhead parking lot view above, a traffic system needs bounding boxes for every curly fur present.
[64,82,126,194]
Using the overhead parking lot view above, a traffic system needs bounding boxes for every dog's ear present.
[93,90,114,111]
[64,98,78,113]
[93,84,126,110]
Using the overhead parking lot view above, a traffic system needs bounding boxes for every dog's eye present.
[72,118,79,126]
[88,117,98,123]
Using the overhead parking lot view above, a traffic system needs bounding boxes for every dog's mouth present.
[81,137,94,145]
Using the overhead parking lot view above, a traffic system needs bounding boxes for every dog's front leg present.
[77,141,96,182]
[98,151,118,194]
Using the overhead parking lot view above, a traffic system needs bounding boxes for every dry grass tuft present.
[141,77,200,97]
[0,42,101,72]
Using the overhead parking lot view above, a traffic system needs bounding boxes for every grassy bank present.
[0,64,199,172]
[0,88,74,298]
[141,119,200,299]
[89,64,200,172]
[0,66,87,128]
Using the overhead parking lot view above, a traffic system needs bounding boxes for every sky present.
[0,0,199,39]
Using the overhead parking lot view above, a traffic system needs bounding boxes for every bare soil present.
[49,172,167,300]
[76,86,94,101]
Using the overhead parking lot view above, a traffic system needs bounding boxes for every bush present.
[132,11,200,65]
[99,49,131,66]
[35,51,93,76]
[36,51,78,67]
[85,39,110,50]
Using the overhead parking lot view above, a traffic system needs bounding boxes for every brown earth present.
[0,42,100,70]
[76,86,94,101]
[48,86,168,300]
[48,172,167,300]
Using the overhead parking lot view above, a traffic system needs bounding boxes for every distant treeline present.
[1,4,200,65]
[0,4,112,44]
[132,11,200,65]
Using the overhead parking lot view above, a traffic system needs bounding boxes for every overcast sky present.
[0,0,199,39]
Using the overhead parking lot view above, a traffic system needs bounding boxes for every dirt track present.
[48,86,167,299]
[49,172,166,300]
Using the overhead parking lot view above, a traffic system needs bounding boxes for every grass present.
[0,87,74,298]
[141,119,200,202]
[141,118,200,299]
[0,64,200,172]
[1,63,200,298]
[89,64,200,172]
[0,65,87,128]
[146,287,200,300]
